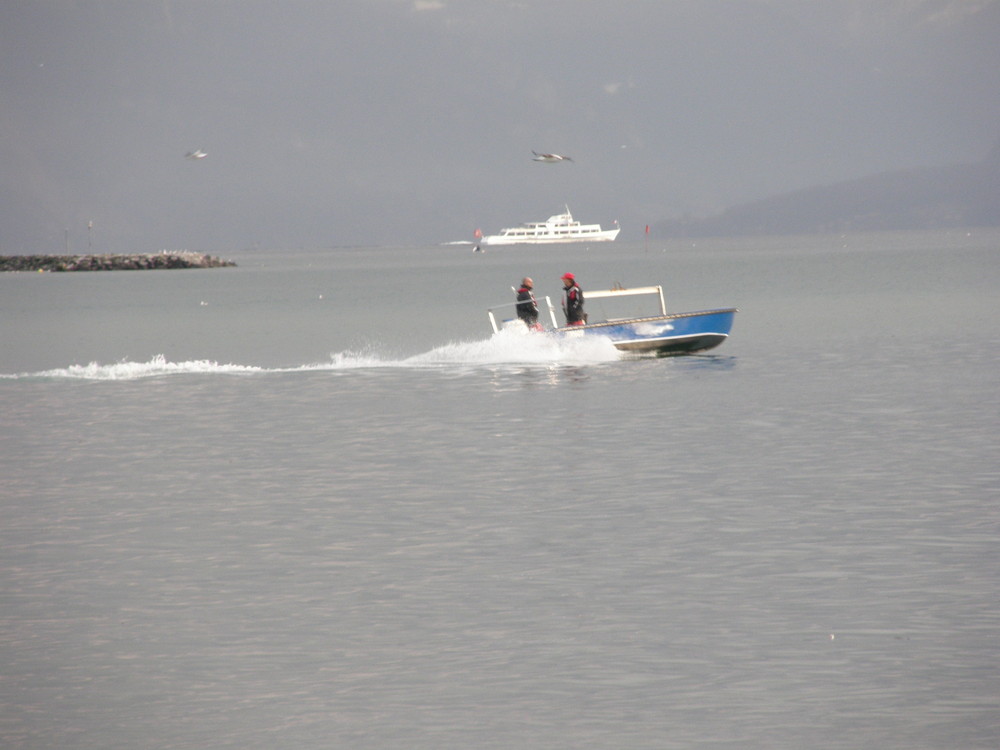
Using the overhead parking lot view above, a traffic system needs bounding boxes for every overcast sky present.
[2,0,998,252]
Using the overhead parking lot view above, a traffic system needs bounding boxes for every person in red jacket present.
[560,272,585,326]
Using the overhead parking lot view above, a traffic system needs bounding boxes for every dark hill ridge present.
[656,142,1000,237]
[1,251,236,272]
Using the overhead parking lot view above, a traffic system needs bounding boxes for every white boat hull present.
[481,227,620,245]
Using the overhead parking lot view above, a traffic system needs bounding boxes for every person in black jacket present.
[561,272,585,326]
[515,277,540,329]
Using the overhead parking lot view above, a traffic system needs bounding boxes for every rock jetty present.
[0,251,236,272]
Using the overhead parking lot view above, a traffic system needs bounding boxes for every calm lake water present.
[2,230,998,749]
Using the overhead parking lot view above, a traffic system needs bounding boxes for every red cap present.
[561,272,574,281]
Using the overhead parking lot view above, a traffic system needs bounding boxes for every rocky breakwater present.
[0,251,236,272]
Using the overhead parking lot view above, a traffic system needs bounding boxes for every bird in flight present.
[185,149,207,160]
[532,150,572,163]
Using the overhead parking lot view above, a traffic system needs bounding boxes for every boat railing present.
[487,295,558,334]
[583,285,666,316]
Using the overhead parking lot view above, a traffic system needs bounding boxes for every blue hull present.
[554,308,737,355]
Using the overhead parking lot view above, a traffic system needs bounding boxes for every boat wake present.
[2,328,621,381]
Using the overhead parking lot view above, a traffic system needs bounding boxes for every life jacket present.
[563,284,584,323]
[516,287,538,318]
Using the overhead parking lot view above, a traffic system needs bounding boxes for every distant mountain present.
[655,141,1000,237]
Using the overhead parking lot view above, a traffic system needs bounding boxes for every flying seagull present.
[185,149,207,160]
[532,150,572,163]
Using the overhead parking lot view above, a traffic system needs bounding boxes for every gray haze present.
[2,0,999,252]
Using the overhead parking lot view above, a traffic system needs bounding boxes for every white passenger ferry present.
[479,207,620,245]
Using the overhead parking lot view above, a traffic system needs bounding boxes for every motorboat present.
[487,284,737,355]
[479,207,620,245]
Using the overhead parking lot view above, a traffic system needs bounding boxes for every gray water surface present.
[2,230,998,749]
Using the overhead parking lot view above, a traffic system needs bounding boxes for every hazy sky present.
[2,0,998,251]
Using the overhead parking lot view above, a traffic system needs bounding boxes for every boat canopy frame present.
[584,285,667,316]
